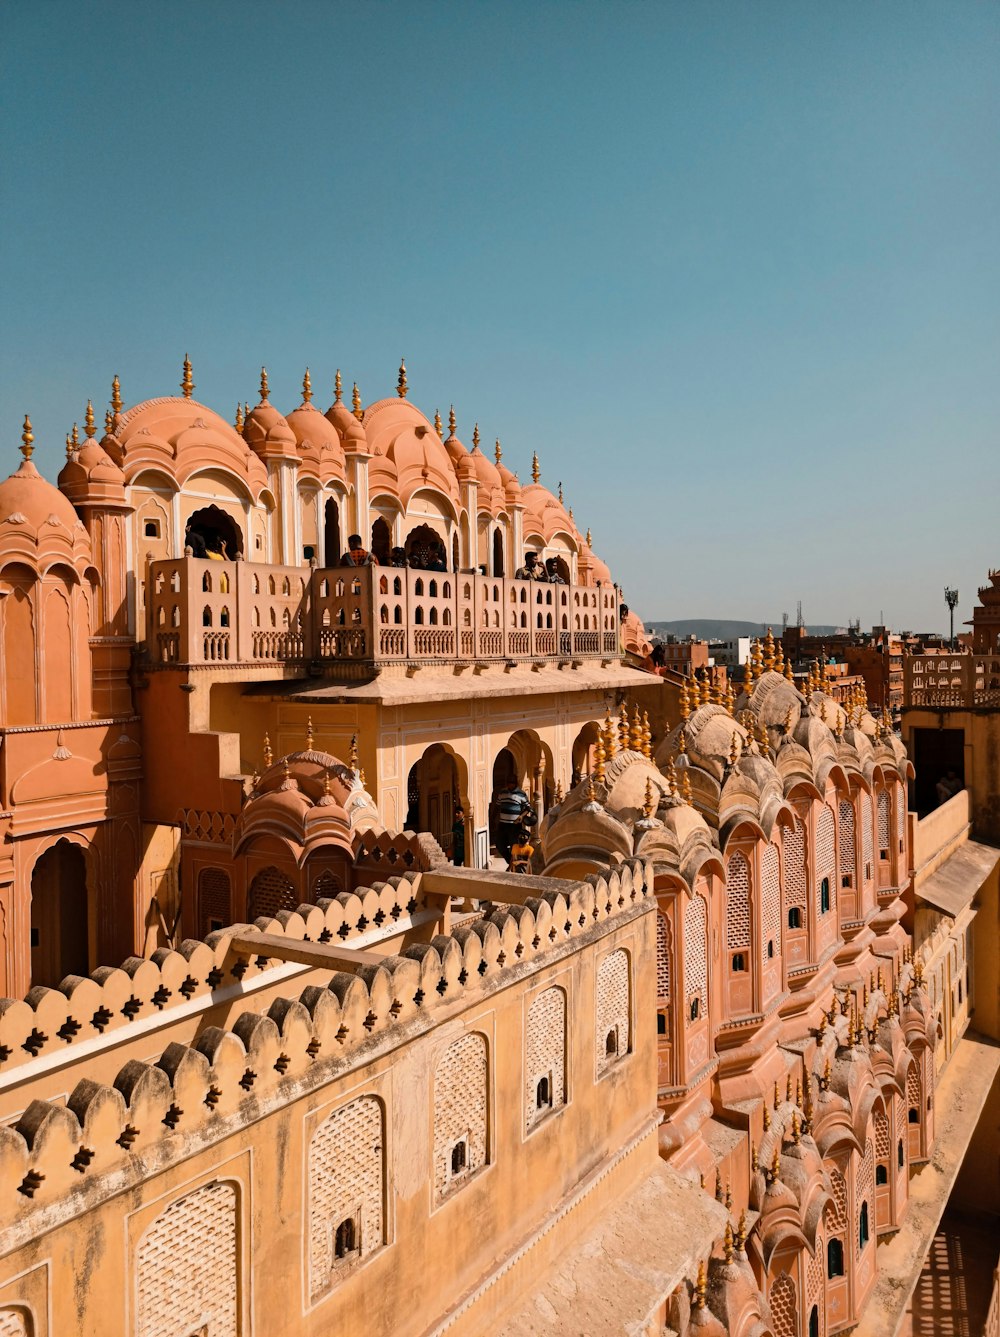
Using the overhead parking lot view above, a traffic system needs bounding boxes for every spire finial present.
[558,480,563,503]
[302,368,312,403]
[65,430,73,459]
[642,710,652,759]
[306,716,314,750]
[434,409,443,439]
[593,726,606,783]
[603,708,617,759]
[352,382,363,420]
[472,422,480,449]
[448,404,457,437]
[723,1220,734,1263]
[729,731,740,766]
[181,354,194,399]
[643,776,656,819]
[334,368,343,404]
[260,366,269,403]
[263,732,273,768]
[71,422,80,447]
[531,451,540,484]
[586,527,592,547]
[397,357,407,399]
[20,414,34,461]
[235,403,245,436]
[104,407,113,436]
[694,1261,707,1309]
[494,438,502,464]
[349,733,359,772]
[84,399,95,439]
[111,374,122,415]
[681,767,693,805]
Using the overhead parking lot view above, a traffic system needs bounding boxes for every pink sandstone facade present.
[0,363,997,1335]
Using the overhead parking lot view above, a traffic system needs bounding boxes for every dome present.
[0,455,83,534]
[58,436,127,505]
[324,384,368,453]
[520,482,576,544]
[468,444,506,515]
[244,395,297,459]
[115,396,269,496]
[363,398,461,509]
[285,392,347,485]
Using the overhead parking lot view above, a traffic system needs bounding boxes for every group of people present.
[514,551,565,583]
[338,534,448,571]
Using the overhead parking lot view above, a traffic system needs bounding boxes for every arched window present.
[429,607,438,625]
[334,1217,356,1259]
[202,572,212,593]
[859,1202,869,1250]
[220,606,230,627]
[393,576,402,595]
[202,606,212,627]
[827,1237,844,1278]
[898,1139,905,1167]
[415,578,424,596]
[788,906,802,929]
[820,876,831,913]
[876,1164,888,1185]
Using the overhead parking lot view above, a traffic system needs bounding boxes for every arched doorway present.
[185,505,243,559]
[324,498,341,567]
[31,840,89,987]
[370,517,392,566]
[405,523,444,569]
[492,528,504,577]
[406,745,462,856]
[571,721,601,784]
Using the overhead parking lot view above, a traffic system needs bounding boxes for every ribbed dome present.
[0,457,82,532]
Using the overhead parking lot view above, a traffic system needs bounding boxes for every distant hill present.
[646,619,845,641]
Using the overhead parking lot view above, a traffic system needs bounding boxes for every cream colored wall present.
[0,907,657,1337]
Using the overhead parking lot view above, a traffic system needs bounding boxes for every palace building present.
[0,362,997,1336]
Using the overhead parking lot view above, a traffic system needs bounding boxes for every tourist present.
[515,552,547,582]
[496,781,533,865]
[451,804,465,867]
[510,824,535,873]
[544,557,565,584]
[389,546,407,567]
[340,534,375,567]
[184,522,207,558]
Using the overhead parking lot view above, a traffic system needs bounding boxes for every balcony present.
[904,654,1000,708]
[146,558,621,670]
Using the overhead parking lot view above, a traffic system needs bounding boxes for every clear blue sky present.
[2,2,997,633]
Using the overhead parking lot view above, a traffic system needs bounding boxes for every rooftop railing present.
[904,653,1000,708]
[145,558,621,669]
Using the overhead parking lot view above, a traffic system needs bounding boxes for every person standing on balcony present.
[184,522,207,558]
[515,552,547,582]
[451,804,466,867]
[544,557,565,584]
[390,546,407,567]
[340,534,375,567]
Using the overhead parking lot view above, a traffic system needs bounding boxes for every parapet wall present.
[0,859,652,1239]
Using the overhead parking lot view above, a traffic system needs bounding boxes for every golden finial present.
[111,374,122,415]
[434,409,443,439]
[784,703,795,734]
[729,731,740,766]
[531,451,540,484]
[334,369,343,404]
[20,414,34,461]
[643,777,656,819]
[494,438,502,464]
[181,354,194,399]
[771,1145,781,1180]
[795,1077,802,1107]
[791,1110,801,1143]
[630,704,643,751]
[593,728,606,783]
[305,716,314,750]
[352,382,363,420]
[736,1210,748,1253]
[71,422,80,447]
[914,956,924,985]
[558,480,563,502]
[680,678,690,720]
[586,527,593,547]
[244,401,250,427]
[820,1056,831,1091]
[775,641,785,675]
[751,1142,759,1172]
[757,718,770,752]
[603,709,617,758]
[65,430,73,459]
[723,1221,734,1263]
[447,405,456,438]
[302,368,312,403]
[681,767,693,805]
[784,655,794,683]
[349,733,359,772]
[104,407,113,436]
[774,1080,781,1110]
[322,770,332,799]
[786,1072,793,1103]
[694,1260,707,1309]
[666,755,679,798]
[586,773,597,804]
[259,366,269,403]
[618,703,629,752]
[235,403,244,436]
[763,1104,771,1130]
[725,1180,733,1210]
[763,627,775,671]
[397,357,407,399]
[715,1170,724,1202]
[725,681,736,714]
[472,423,481,450]
[677,727,687,756]
[642,711,652,759]
[84,399,95,439]
[818,1011,827,1039]
[359,766,367,787]
[263,732,273,768]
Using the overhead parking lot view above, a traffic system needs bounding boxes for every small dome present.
[58,437,127,503]
[0,455,82,533]
[244,399,296,457]
[363,399,461,508]
[521,482,575,544]
[324,397,368,452]
[285,399,347,485]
